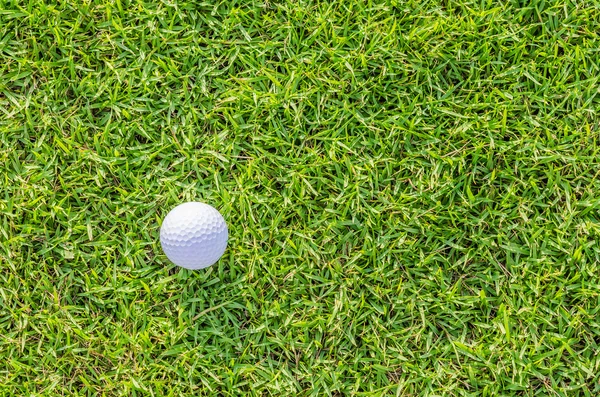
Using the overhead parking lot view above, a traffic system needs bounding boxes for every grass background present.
[2,0,600,395]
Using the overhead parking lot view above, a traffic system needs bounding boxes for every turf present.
[2,0,600,395]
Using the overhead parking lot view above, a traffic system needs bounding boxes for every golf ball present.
[159,202,228,269]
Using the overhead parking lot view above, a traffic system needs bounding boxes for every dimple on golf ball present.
[160,202,228,270]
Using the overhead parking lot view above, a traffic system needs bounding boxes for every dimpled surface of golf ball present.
[160,202,228,270]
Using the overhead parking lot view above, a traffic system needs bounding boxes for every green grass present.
[2,0,600,395]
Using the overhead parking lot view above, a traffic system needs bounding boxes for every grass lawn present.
[2,0,600,395]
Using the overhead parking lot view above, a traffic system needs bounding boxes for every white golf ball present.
[159,202,228,269]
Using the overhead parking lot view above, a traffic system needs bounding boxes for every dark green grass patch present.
[1,0,600,395]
